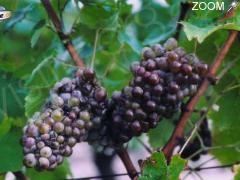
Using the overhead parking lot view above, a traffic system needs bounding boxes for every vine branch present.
[41,0,84,67]
[163,30,238,162]
[116,147,138,180]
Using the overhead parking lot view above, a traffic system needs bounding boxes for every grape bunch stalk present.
[22,69,108,170]
[108,38,208,145]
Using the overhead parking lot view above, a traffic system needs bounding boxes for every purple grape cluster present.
[109,38,208,144]
[22,68,108,170]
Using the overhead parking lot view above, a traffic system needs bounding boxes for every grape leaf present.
[148,119,174,149]
[0,72,26,122]
[140,152,186,180]
[3,4,34,32]
[118,28,143,53]
[0,128,23,173]
[235,171,240,180]
[168,155,186,180]
[134,0,181,45]
[62,0,79,34]
[31,28,44,48]
[25,54,73,89]
[181,1,240,43]
[181,21,240,43]
[79,1,119,30]
[0,116,12,139]
[25,88,49,118]
[140,152,168,180]
[210,75,240,164]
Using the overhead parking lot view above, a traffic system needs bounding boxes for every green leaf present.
[118,28,143,53]
[79,1,119,30]
[32,19,46,32]
[181,21,240,43]
[140,152,186,180]
[31,28,44,48]
[25,88,49,118]
[62,1,79,34]
[148,119,174,148]
[25,54,73,89]
[4,4,34,31]
[134,0,181,45]
[0,72,26,122]
[168,155,186,180]
[26,160,71,180]
[235,171,240,180]
[0,116,12,139]
[210,75,240,164]
[181,2,240,43]
[140,152,168,180]
[31,19,46,48]
[0,128,23,173]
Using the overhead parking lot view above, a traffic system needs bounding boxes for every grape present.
[108,38,208,144]
[142,47,155,60]
[164,38,178,50]
[40,146,52,158]
[151,44,164,56]
[22,68,108,171]
[24,154,37,167]
[39,157,50,169]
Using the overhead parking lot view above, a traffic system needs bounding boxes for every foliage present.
[140,152,186,180]
[0,0,240,179]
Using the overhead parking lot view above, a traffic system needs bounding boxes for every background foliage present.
[0,0,240,179]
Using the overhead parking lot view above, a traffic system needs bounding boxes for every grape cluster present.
[109,38,208,144]
[22,68,108,170]
[180,118,212,161]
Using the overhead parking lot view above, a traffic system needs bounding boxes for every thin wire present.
[67,172,141,180]
[197,157,216,168]
[192,171,204,180]
[137,138,152,154]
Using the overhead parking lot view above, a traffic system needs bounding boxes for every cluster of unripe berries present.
[22,38,209,170]
[22,69,108,170]
[108,38,208,144]
[180,118,212,161]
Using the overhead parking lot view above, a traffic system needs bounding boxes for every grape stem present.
[163,30,238,162]
[174,2,190,40]
[41,0,84,67]
[116,147,139,180]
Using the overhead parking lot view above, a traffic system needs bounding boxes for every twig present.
[174,2,190,40]
[41,0,84,67]
[116,147,138,180]
[163,30,238,162]
[13,171,28,180]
